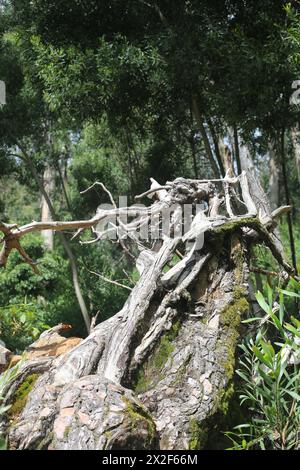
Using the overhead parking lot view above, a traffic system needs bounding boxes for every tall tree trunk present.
[189,130,199,179]
[280,129,297,274]
[218,137,234,175]
[291,125,300,185]
[17,143,90,332]
[189,107,199,178]
[268,140,280,211]
[56,159,72,213]
[191,97,221,178]
[239,139,273,224]
[233,125,242,176]
[206,118,225,177]
[41,165,55,251]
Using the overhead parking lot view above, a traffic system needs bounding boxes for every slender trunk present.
[268,140,280,211]
[206,118,225,177]
[125,128,137,200]
[188,107,199,178]
[233,125,242,176]
[191,97,221,178]
[189,130,199,178]
[41,165,55,251]
[280,129,297,274]
[17,144,90,332]
[291,125,300,184]
[56,160,72,213]
[218,136,234,175]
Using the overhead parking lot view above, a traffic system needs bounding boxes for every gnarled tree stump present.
[0,174,293,450]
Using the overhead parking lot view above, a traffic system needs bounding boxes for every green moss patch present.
[219,287,249,380]
[119,396,157,448]
[9,373,39,418]
[189,418,208,450]
[134,320,181,394]
[212,217,259,236]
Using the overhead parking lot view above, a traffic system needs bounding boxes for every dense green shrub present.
[226,287,300,450]
[0,232,134,351]
[0,233,75,351]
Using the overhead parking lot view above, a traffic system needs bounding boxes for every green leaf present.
[256,291,271,314]
[236,370,250,382]
[284,390,300,401]
[291,316,300,328]
[260,340,275,359]
[284,323,300,338]
[269,310,284,331]
[19,313,27,323]
[267,284,273,309]
[279,292,284,325]
[280,290,300,298]
[253,345,272,367]
[242,317,262,324]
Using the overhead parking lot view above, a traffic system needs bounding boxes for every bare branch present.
[87,268,132,291]
[90,311,101,331]
[135,185,171,201]
[271,205,292,219]
[81,181,117,209]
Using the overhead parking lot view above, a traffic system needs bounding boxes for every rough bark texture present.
[0,174,293,450]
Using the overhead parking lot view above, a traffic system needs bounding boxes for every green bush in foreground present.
[226,287,300,450]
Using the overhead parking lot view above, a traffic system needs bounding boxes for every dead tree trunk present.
[0,174,294,450]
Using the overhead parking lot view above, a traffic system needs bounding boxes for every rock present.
[26,335,82,359]
[0,325,82,373]
[9,355,22,367]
